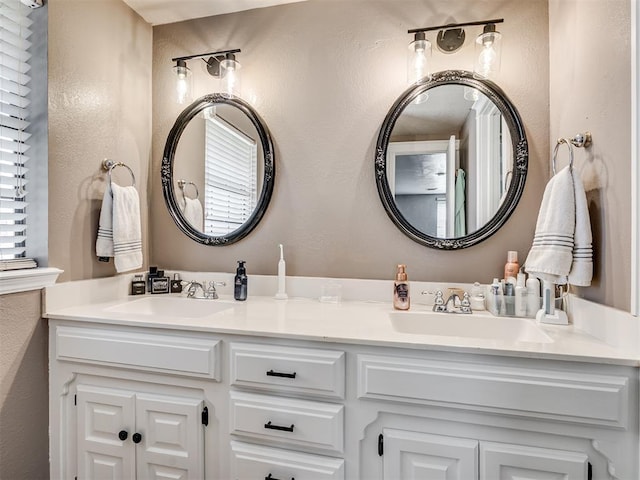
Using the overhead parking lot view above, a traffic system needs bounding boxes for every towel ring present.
[178,179,199,200]
[552,138,574,175]
[102,159,136,187]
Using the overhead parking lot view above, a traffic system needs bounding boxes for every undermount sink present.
[106,296,234,318]
[389,311,553,344]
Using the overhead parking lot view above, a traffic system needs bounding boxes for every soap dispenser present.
[234,261,247,301]
[393,264,410,311]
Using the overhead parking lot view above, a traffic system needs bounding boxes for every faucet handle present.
[459,292,473,314]
[432,290,447,312]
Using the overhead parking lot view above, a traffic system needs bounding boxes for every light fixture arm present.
[171,48,241,63]
[408,18,504,35]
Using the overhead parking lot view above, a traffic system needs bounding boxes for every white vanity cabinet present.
[75,384,205,480]
[49,318,638,480]
[49,322,222,480]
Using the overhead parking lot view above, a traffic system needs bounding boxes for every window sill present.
[0,267,63,295]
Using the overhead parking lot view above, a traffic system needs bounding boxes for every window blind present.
[204,115,257,237]
[0,0,32,260]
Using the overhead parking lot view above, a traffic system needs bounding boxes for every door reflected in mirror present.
[387,84,513,239]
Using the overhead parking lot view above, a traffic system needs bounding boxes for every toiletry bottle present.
[489,278,501,314]
[504,251,519,281]
[504,277,516,315]
[526,276,541,316]
[470,282,486,311]
[131,274,146,295]
[515,272,527,317]
[393,265,410,310]
[234,260,248,301]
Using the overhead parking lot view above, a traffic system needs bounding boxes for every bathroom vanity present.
[45,276,640,480]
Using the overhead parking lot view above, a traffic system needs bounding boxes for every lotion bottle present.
[514,272,527,317]
[526,277,541,316]
[504,251,519,280]
[393,264,410,310]
[234,260,247,301]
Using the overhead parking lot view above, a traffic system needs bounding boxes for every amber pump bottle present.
[393,264,410,310]
[504,251,519,281]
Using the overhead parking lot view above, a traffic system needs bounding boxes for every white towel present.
[96,186,114,258]
[524,166,592,286]
[182,197,203,231]
[96,183,143,273]
[568,170,593,286]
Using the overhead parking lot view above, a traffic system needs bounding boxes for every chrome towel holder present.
[178,179,199,200]
[102,158,136,187]
[552,132,592,174]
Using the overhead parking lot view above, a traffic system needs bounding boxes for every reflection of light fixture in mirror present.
[463,86,480,101]
[407,31,432,85]
[474,23,502,79]
[408,18,503,77]
[171,48,241,103]
[173,59,193,105]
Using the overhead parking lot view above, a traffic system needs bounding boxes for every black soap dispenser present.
[234,261,248,301]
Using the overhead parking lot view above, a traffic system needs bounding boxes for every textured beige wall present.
[0,291,48,480]
[48,0,153,282]
[549,0,631,311]
[151,0,550,285]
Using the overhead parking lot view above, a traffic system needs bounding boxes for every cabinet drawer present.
[231,441,344,480]
[55,326,220,379]
[230,342,345,399]
[230,391,344,453]
[357,354,629,428]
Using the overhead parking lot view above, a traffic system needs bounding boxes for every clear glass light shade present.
[220,57,241,96]
[474,30,502,79]
[173,61,193,104]
[407,37,432,85]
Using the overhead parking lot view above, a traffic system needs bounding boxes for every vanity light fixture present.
[408,18,504,80]
[172,48,242,102]
[173,59,193,105]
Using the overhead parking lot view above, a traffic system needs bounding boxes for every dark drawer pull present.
[265,475,294,480]
[266,369,296,379]
[264,421,294,432]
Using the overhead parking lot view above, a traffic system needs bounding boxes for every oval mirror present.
[162,94,275,245]
[375,70,528,249]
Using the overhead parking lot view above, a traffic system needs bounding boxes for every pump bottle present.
[393,264,410,310]
[234,260,247,301]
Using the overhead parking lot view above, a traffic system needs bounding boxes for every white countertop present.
[43,274,640,367]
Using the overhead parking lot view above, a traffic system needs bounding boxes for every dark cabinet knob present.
[118,430,128,441]
[132,432,142,444]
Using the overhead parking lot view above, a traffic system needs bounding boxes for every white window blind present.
[0,0,32,261]
[204,115,257,237]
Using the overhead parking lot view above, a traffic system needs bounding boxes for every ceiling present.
[122,0,307,26]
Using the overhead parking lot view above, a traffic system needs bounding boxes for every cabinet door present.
[135,393,205,480]
[480,442,589,480]
[382,429,479,480]
[76,385,136,480]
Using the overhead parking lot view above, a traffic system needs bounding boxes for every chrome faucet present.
[185,280,226,299]
[432,290,472,314]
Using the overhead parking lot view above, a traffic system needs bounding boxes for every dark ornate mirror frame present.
[162,93,275,245]
[375,70,528,250]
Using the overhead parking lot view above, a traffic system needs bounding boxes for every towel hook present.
[178,179,199,200]
[102,158,136,187]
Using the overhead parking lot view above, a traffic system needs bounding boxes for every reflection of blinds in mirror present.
[204,115,257,237]
[0,0,33,260]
